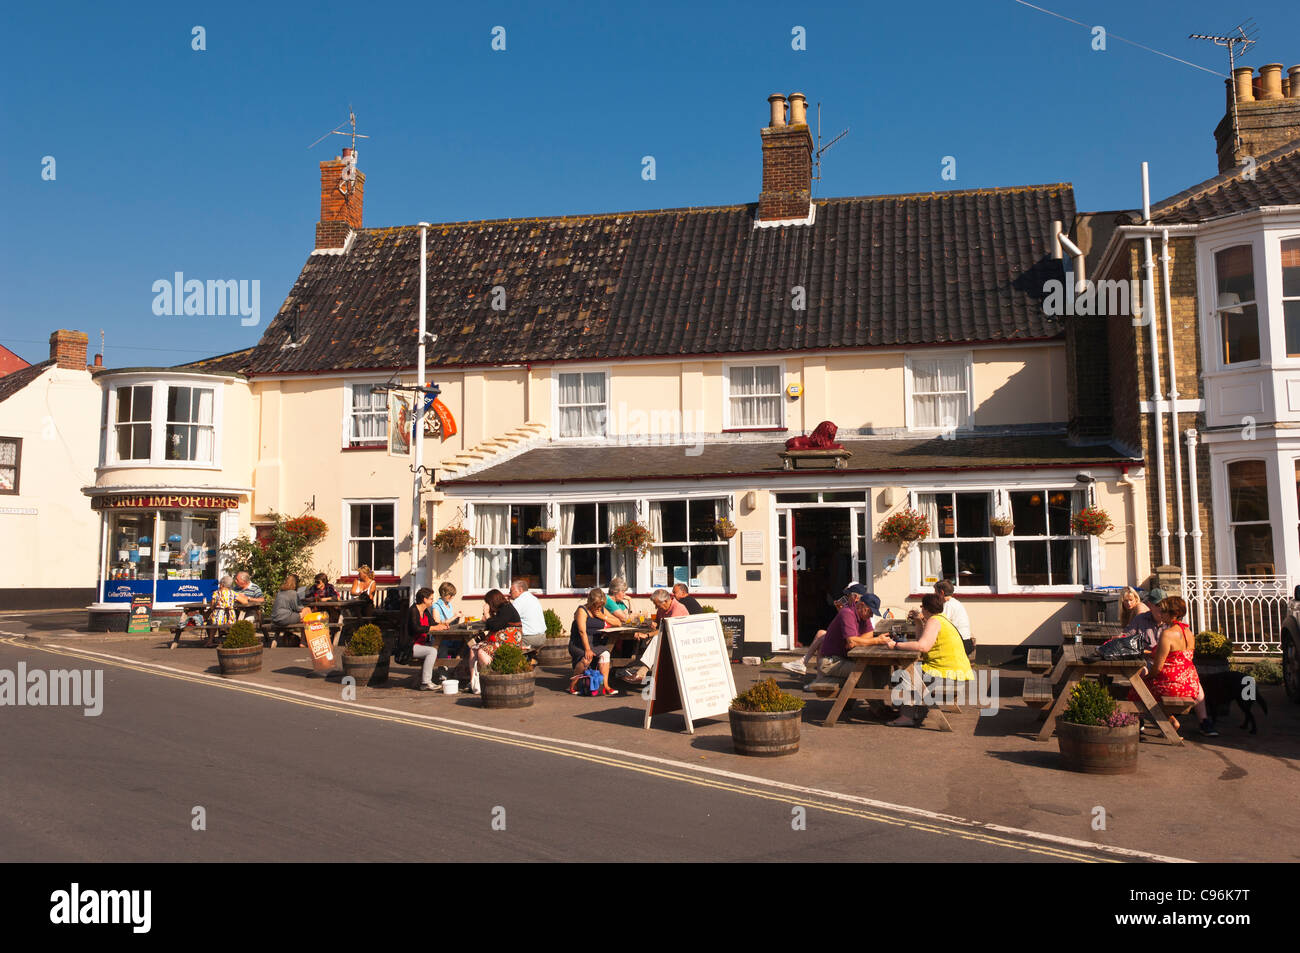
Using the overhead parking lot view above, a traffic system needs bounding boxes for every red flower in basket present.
[877,508,930,545]
[284,515,329,544]
[1069,506,1113,537]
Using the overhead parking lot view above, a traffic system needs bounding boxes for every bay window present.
[165,386,215,463]
[1227,460,1274,575]
[1283,238,1300,357]
[114,384,153,461]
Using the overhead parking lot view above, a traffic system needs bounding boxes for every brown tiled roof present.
[0,359,53,404]
[1149,140,1300,224]
[176,347,256,374]
[442,434,1137,486]
[223,184,1074,375]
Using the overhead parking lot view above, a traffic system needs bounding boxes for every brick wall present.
[1215,98,1300,173]
[757,124,813,221]
[48,329,88,370]
[316,157,365,249]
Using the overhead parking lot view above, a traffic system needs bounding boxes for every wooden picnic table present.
[597,623,657,664]
[819,644,953,732]
[1035,646,1185,745]
[170,601,258,648]
[1059,621,1122,646]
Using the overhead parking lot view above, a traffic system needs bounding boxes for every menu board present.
[643,614,737,733]
[126,594,153,634]
[719,614,744,657]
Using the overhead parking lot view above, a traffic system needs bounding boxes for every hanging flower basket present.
[1070,506,1113,537]
[610,520,655,557]
[527,526,557,543]
[989,516,1015,537]
[714,517,738,540]
[432,526,475,554]
[283,515,328,545]
[877,508,930,545]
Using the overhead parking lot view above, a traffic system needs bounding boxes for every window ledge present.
[97,462,220,472]
[341,444,388,452]
[722,427,788,434]
[908,591,1084,599]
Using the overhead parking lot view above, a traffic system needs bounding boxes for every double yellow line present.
[2,635,1131,862]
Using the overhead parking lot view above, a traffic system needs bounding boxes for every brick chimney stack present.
[757,92,814,223]
[49,330,88,370]
[315,147,365,250]
[1215,63,1300,173]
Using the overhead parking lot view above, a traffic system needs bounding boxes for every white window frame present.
[342,498,399,576]
[1212,242,1263,369]
[1002,487,1093,591]
[101,375,223,469]
[648,496,733,592]
[1223,458,1276,576]
[723,361,786,430]
[162,384,216,464]
[341,380,389,449]
[1277,232,1300,361]
[904,352,974,432]
[913,489,997,594]
[552,369,610,440]
[464,502,548,592]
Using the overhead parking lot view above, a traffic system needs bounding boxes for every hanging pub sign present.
[388,392,413,456]
[92,494,239,510]
[423,397,457,441]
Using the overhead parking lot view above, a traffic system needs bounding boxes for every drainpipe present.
[1185,429,1206,630]
[1160,228,1187,577]
[1141,163,1170,566]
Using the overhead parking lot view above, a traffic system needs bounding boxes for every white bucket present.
[442,679,459,695]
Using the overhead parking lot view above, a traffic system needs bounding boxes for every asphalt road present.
[0,638,1115,862]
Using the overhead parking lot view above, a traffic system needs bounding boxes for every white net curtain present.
[473,504,509,591]
[913,358,967,429]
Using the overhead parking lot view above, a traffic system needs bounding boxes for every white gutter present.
[1185,429,1206,629]
[1141,163,1169,566]
[1160,227,1187,576]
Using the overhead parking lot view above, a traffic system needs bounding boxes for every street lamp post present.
[411,222,430,602]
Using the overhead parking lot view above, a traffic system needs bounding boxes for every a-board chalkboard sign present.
[643,614,737,733]
[719,614,744,658]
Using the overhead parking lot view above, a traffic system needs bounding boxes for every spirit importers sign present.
[92,494,240,510]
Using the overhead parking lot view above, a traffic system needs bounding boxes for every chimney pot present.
[49,329,89,371]
[1289,65,1300,98]
[93,353,103,368]
[788,92,808,125]
[767,93,787,127]
[1260,63,1285,100]
[1233,67,1256,102]
[315,150,365,250]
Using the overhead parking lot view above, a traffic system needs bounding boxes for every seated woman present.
[883,592,973,728]
[1128,596,1216,735]
[404,587,452,691]
[305,572,338,602]
[350,565,378,616]
[205,575,237,646]
[460,589,524,689]
[431,581,462,654]
[605,577,634,623]
[271,573,305,627]
[569,588,621,695]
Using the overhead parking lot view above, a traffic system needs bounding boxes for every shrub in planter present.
[217,620,262,677]
[699,604,718,614]
[729,678,803,757]
[342,622,386,686]
[1196,631,1233,659]
[543,608,564,638]
[1057,679,1138,774]
[537,609,569,664]
[481,642,535,709]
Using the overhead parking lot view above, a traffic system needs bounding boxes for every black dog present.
[1200,670,1270,734]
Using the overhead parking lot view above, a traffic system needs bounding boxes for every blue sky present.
[2,0,1297,366]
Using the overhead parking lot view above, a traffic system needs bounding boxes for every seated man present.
[816,595,889,681]
[671,583,705,615]
[231,571,265,621]
[619,588,687,686]
[509,577,547,649]
[934,579,974,660]
[784,584,875,675]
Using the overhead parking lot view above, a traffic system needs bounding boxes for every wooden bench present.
[1159,696,1196,715]
[261,620,344,648]
[1026,648,1054,673]
[1022,677,1054,708]
[169,623,229,649]
[806,679,842,698]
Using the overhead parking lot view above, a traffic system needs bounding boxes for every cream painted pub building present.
[83,93,1152,656]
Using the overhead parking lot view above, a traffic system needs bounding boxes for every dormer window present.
[1215,245,1260,365]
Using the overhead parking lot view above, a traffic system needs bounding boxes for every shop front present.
[86,491,245,630]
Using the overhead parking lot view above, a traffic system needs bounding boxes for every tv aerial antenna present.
[308,107,369,194]
[1189,19,1259,155]
[812,102,849,191]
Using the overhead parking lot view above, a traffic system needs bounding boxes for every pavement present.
[3,609,1299,862]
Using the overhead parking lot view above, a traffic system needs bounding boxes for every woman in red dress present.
[1129,596,1217,736]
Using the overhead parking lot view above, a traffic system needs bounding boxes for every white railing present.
[1185,575,1290,655]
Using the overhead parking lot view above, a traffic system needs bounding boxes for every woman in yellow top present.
[884,592,973,728]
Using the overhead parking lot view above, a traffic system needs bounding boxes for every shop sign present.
[93,494,239,510]
[157,580,217,603]
[104,580,153,602]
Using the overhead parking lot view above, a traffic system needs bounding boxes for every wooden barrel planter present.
[216,645,263,677]
[481,671,535,709]
[537,638,570,666]
[342,654,382,687]
[1056,720,1139,774]
[728,708,801,757]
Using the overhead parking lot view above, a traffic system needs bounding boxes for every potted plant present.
[610,520,655,557]
[432,525,475,554]
[1069,506,1114,537]
[481,642,535,709]
[729,678,804,757]
[217,619,263,677]
[1195,631,1234,714]
[537,608,569,665]
[283,515,329,545]
[342,623,385,687]
[527,525,557,543]
[989,515,1015,537]
[714,517,738,540]
[1056,679,1139,774]
[877,507,930,558]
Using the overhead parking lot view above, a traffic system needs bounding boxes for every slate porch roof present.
[1148,139,1300,225]
[441,434,1138,488]
[0,359,54,405]
[226,183,1074,376]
